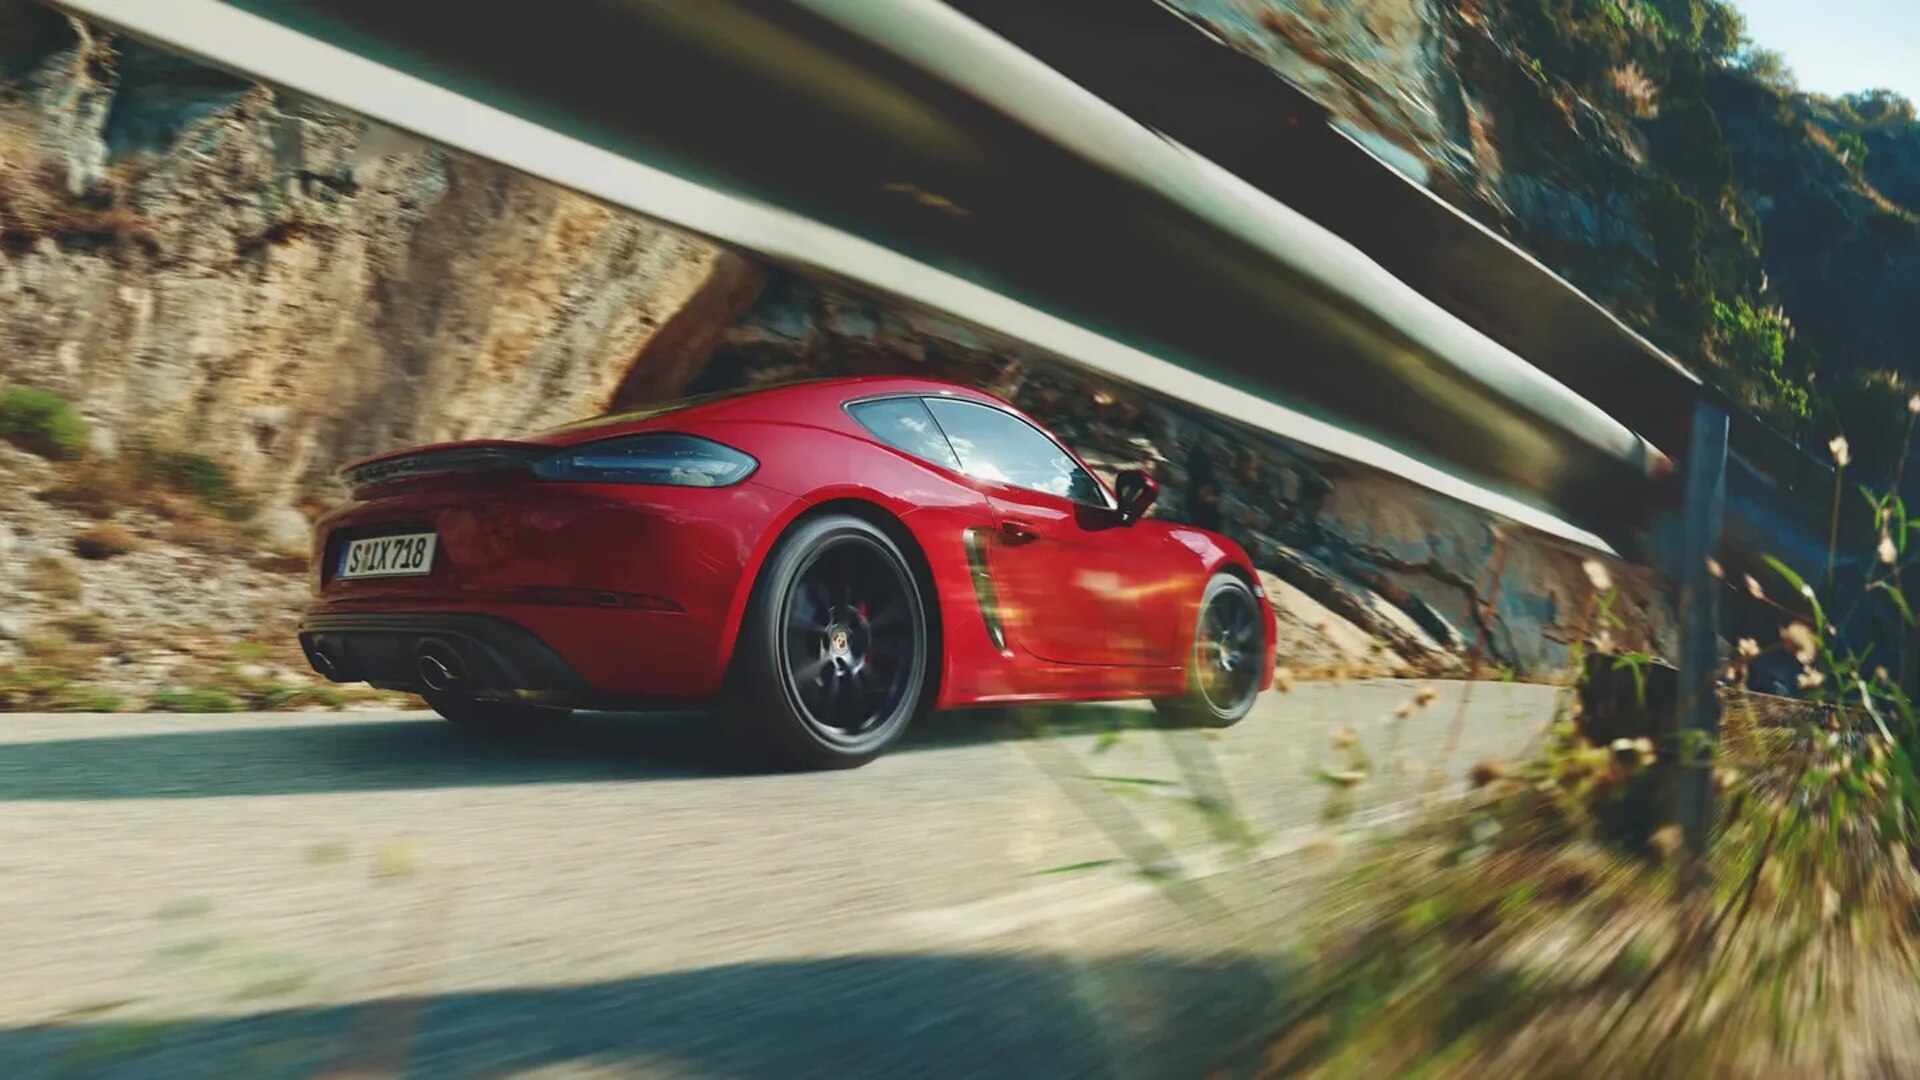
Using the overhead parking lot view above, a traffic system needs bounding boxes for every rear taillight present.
[531,433,757,487]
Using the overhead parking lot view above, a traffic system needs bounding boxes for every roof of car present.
[523,375,1007,442]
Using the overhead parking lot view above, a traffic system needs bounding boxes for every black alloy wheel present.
[1155,573,1266,728]
[724,514,931,768]
[780,538,919,742]
[1195,578,1262,716]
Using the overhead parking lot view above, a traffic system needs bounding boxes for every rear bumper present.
[299,612,591,695]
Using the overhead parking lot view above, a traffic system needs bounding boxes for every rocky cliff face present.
[0,4,737,536]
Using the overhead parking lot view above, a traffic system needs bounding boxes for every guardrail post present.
[1666,401,1729,879]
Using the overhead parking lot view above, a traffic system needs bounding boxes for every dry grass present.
[37,452,261,557]
[250,551,311,576]
[1609,63,1659,119]
[72,521,139,560]
[52,610,117,645]
[0,115,157,256]
[36,458,142,519]
[157,510,255,555]
[25,553,82,602]
[1801,121,1920,223]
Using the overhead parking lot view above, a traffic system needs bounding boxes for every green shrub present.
[0,663,120,712]
[0,386,88,460]
[134,446,256,521]
[1642,181,1716,337]
[1833,131,1871,172]
[53,687,123,713]
[251,684,347,710]
[148,688,245,713]
[1711,297,1814,432]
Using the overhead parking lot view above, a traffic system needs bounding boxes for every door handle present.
[999,518,1040,542]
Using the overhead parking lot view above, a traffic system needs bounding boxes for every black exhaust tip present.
[414,641,467,693]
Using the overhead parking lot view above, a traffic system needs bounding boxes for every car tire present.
[1154,572,1266,729]
[424,690,570,733]
[721,513,933,770]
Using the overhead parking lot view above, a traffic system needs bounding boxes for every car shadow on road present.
[0,703,1158,801]
[0,950,1297,1080]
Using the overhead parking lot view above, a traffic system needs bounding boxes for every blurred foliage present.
[131,443,256,523]
[0,385,88,460]
[1821,370,1915,484]
[1836,89,1917,132]
[147,674,355,713]
[1263,709,1920,1075]
[25,551,83,603]
[147,688,245,713]
[1483,0,1920,446]
[0,635,362,714]
[72,521,141,561]
[1832,131,1871,173]
[1736,47,1797,95]
[1709,298,1811,432]
[1251,429,1920,1076]
[0,665,123,712]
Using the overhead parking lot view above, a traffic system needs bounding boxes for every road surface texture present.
[0,679,1559,1079]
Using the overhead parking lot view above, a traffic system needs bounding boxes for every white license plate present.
[338,533,438,580]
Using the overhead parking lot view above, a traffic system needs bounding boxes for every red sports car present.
[299,377,1276,768]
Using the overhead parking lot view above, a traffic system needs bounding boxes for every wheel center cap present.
[830,628,851,654]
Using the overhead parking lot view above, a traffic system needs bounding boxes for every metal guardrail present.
[941,0,1853,575]
[57,0,1685,555]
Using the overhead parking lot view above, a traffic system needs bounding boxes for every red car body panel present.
[306,376,1277,709]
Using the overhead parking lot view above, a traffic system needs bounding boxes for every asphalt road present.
[0,679,1560,1079]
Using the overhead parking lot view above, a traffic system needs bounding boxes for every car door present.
[922,397,1180,666]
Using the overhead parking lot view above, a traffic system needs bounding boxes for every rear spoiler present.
[340,441,543,493]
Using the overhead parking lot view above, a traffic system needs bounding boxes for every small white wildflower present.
[1582,559,1613,593]
[1881,533,1900,565]
[1830,435,1851,467]
[1783,622,1818,664]
[1745,574,1766,600]
[1909,393,1919,415]
[1737,637,1761,659]
[1798,668,1827,690]
[1706,557,1724,580]
[1611,737,1635,753]
[1650,826,1683,859]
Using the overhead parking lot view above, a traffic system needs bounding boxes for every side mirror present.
[1113,469,1159,524]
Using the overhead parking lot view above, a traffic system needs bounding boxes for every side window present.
[923,398,1107,506]
[848,397,961,470]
